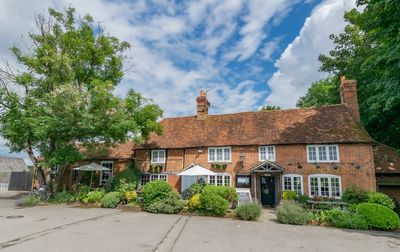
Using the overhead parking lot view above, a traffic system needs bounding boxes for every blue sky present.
[0,0,356,163]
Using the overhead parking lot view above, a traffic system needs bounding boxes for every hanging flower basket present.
[211,163,227,169]
[149,163,165,173]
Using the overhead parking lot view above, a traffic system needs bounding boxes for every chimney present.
[196,90,210,119]
[340,76,360,121]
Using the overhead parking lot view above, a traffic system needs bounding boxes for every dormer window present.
[151,150,166,164]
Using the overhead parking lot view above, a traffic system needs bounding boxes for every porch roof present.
[250,160,284,173]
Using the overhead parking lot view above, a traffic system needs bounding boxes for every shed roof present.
[0,157,29,172]
[374,144,400,174]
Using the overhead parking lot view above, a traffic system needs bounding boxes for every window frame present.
[307,144,339,163]
[258,145,276,162]
[308,174,342,198]
[140,173,168,187]
[151,149,166,164]
[282,174,304,195]
[100,161,114,185]
[208,147,232,163]
[207,173,231,187]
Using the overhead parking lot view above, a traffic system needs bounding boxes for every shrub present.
[235,203,261,221]
[341,186,368,205]
[202,185,238,205]
[333,210,368,230]
[366,192,395,210]
[48,190,75,204]
[85,190,106,204]
[356,203,400,230]
[188,193,201,211]
[142,180,172,208]
[282,190,297,201]
[16,195,41,207]
[187,181,206,198]
[295,194,310,205]
[71,184,90,202]
[116,179,137,204]
[106,164,141,191]
[145,191,185,214]
[101,192,121,208]
[200,192,229,216]
[276,200,310,225]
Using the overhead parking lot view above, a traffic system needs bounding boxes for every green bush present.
[202,185,238,205]
[277,200,310,225]
[85,190,106,204]
[187,181,206,198]
[200,192,229,216]
[235,203,261,221]
[105,164,141,192]
[333,210,369,230]
[356,203,400,230]
[116,179,137,204]
[101,192,121,208]
[145,191,185,214]
[188,193,201,211]
[16,195,41,207]
[341,186,368,205]
[295,194,310,204]
[282,190,297,200]
[142,180,172,208]
[48,190,75,204]
[366,192,395,210]
[71,184,90,202]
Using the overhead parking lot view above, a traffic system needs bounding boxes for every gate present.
[8,171,32,191]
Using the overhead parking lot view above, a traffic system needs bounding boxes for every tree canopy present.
[296,76,340,108]
[297,0,400,149]
[259,105,281,111]
[0,7,163,186]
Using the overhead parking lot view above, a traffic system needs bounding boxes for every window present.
[307,145,339,162]
[282,174,303,195]
[208,173,231,187]
[151,150,166,164]
[72,169,79,183]
[236,175,251,188]
[259,146,276,161]
[51,165,59,175]
[100,161,114,185]
[308,174,342,198]
[140,173,167,186]
[208,147,231,162]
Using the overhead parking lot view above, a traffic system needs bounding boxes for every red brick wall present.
[134,143,376,195]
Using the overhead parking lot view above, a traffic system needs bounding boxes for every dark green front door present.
[260,176,276,207]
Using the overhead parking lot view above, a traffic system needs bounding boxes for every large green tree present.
[296,76,340,108]
[298,0,400,149]
[0,7,163,187]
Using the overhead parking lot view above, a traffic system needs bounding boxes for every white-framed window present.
[259,146,276,162]
[307,145,339,162]
[308,174,342,198]
[151,150,166,164]
[207,173,231,187]
[282,174,303,195]
[100,161,114,185]
[208,147,231,162]
[140,173,168,186]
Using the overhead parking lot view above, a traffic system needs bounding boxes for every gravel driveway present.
[0,200,399,252]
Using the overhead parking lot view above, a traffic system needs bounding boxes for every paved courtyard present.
[0,199,399,252]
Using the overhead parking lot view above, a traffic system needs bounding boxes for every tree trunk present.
[24,141,47,187]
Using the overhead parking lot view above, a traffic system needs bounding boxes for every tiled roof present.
[134,104,373,149]
[374,144,400,174]
[84,141,134,160]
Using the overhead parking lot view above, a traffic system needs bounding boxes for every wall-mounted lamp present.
[354,162,361,169]
[315,163,320,169]
[239,153,245,168]
[296,161,302,169]
[197,149,203,153]
[331,163,338,170]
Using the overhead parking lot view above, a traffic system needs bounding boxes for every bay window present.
[309,174,341,198]
[208,173,231,187]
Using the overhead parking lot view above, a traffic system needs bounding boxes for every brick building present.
[64,77,376,207]
[131,77,375,206]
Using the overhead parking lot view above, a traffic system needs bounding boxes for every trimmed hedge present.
[142,180,172,208]
[235,203,261,221]
[202,185,238,204]
[356,203,400,230]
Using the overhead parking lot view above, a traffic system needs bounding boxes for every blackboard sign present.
[236,188,252,205]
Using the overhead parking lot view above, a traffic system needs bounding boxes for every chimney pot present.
[340,76,360,121]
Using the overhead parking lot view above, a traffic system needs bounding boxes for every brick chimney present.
[340,76,360,121]
[196,90,210,119]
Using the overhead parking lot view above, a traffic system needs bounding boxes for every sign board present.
[236,188,252,205]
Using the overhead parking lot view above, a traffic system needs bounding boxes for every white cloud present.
[266,0,356,108]
[261,37,282,62]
